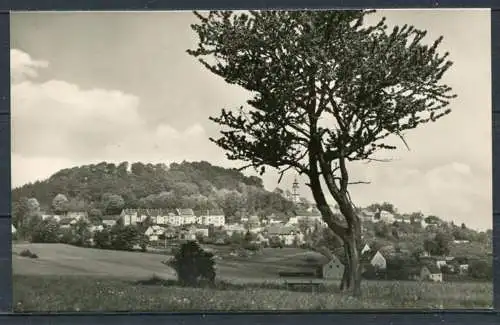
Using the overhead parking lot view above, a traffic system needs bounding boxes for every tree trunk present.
[339,235,361,297]
[337,204,362,297]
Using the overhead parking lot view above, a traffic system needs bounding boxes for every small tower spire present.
[292,177,300,204]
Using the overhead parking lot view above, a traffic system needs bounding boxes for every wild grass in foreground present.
[13,274,492,312]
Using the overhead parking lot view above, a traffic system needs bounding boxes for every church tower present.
[292,177,300,204]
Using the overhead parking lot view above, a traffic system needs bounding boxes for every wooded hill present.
[12,161,296,221]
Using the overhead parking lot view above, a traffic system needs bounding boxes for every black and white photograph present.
[10,9,493,311]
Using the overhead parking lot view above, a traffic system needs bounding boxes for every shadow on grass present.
[134,274,340,293]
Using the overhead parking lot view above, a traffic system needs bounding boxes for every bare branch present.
[395,131,411,151]
[363,157,394,163]
[277,165,295,183]
[237,164,254,171]
[348,181,371,185]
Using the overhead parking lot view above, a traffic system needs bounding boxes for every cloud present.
[10,49,48,83]
[11,49,211,186]
[287,160,492,230]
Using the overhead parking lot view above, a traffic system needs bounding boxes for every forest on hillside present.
[12,161,298,221]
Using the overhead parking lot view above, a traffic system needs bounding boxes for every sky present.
[10,9,492,230]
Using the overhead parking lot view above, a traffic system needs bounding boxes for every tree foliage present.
[167,241,216,286]
[188,10,455,296]
[12,161,295,219]
[52,193,69,214]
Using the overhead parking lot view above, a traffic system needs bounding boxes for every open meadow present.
[12,243,493,311]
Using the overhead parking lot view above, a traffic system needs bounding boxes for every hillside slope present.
[12,161,296,220]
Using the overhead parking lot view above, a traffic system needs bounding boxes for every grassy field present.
[13,274,493,311]
[12,243,326,282]
[12,243,493,311]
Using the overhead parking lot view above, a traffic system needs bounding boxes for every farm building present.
[361,243,371,255]
[421,264,443,282]
[145,225,166,241]
[319,255,344,279]
[361,250,387,270]
[101,215,119,227]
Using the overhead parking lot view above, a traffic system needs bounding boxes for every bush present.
[242,242,260,251]
[468,259,493,280]
[94,229,112,249]
[19,249,38,259]
[30,220,60,243]
[167,241,216,286]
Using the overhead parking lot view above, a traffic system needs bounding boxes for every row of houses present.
[293,244,462,282]
[356,243,472,282]
[359,209,442,228]
[119,208,226,227]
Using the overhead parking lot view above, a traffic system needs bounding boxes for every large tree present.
[52,193,69,215]
[188,10,455,296]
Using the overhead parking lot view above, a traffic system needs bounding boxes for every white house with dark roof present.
[266,224,304,246]
[295,209,323,224]
[195,210,226,227]
[102,215,119,227]
[176,208,197,224]
[224,223,246,236]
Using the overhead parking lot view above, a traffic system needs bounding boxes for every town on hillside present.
[12,177,493,284]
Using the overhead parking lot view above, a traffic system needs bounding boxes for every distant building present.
[453,240,470,244]
[294,209,324,226]
[59,217,74,229]
[394,215,411,224]
[361,250,387,270]
[421,264,443,282]
[379,210,395,224]
[177,209,197,225]
[120,209,140,225]
[196,210,226,227]
[89,224,104,233]
[102,215,119,227]
[361,243,371,255]
[266,224,304,246]
[224,223,246,236]
[319,255,344,280]
[360,210,376,223]
[145,225,166,242]
[66,211,88,221]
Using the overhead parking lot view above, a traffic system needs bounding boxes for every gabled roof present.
[102,215,120,221]
[59,218,73,225]
[404,265,423,276]
[67,211,88,217]
[248,215,260,223]
[360,250,378,263]
[266,224,299,235]
[177,208,195,216]
[194,209,225,217]
[454,256,469,264]
[295,210,321,217]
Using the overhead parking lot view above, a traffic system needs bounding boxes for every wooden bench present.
[278,272,324,293]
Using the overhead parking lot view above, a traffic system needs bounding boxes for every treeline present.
[12,161,298,222]
[15,214,149,252]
